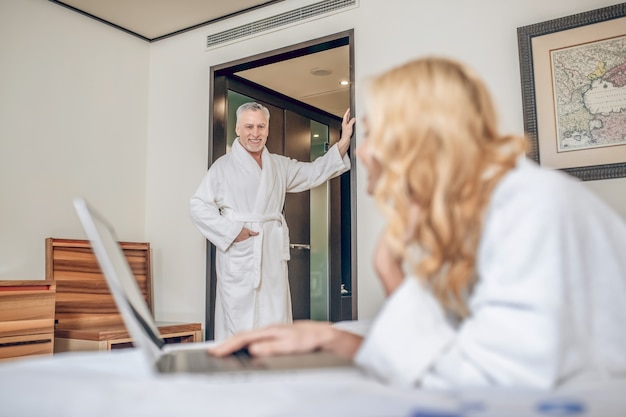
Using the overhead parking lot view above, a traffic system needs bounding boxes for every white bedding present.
[0,349,624,417]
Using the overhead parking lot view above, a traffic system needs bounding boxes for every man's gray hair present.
[236,102,270,121]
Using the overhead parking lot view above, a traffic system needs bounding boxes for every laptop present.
[72,196,355,375]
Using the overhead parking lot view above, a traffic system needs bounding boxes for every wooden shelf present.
[0,280,56,361]
[54,321,202,352]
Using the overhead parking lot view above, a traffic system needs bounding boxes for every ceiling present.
[51,0,285,41]
[50,0,350,117]
[236,45,350,117]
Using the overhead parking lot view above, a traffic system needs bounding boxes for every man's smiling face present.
[236,109,269,156]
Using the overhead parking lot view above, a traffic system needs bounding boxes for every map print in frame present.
[551,36,626,153]
[517,3,626,181]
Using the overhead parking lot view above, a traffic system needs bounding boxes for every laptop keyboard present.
[160,346,266,373]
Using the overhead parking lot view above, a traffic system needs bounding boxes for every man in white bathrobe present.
[190,102,354,341]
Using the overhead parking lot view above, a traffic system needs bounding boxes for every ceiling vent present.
[206,0,357,49]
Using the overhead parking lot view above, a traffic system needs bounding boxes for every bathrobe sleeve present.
[354,277,456,387]
[283,143,350,192]
[189,162,244,252]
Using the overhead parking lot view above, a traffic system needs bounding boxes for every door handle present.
[289,243,311,250]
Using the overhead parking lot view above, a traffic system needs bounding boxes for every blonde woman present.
[210,57,626,389]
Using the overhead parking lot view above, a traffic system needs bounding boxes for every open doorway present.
[205,30,356,340]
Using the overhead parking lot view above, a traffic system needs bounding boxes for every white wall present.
[1,0,624,330]
[145,0,626,325]
[0,0,150,280]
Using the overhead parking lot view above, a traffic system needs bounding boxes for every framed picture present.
[517,3,626,181]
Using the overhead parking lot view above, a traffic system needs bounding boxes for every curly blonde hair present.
[365,57,528,316]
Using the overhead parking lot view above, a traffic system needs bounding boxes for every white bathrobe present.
[190,139,350,341]
[355,158,626,389]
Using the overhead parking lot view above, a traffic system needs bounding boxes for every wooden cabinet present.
[0,280,56,361]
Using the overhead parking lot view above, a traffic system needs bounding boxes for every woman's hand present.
[374,233,405,296]
[209,320,363,359]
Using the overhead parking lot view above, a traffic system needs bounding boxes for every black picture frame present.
[517,3,626,181]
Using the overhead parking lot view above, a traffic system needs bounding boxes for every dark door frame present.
[205,30,356,340]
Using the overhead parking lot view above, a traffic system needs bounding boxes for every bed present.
[1,347,624,417]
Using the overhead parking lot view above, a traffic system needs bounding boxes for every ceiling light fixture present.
[310,67,332,76]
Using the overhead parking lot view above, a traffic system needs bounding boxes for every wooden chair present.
[46,238,202,352]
